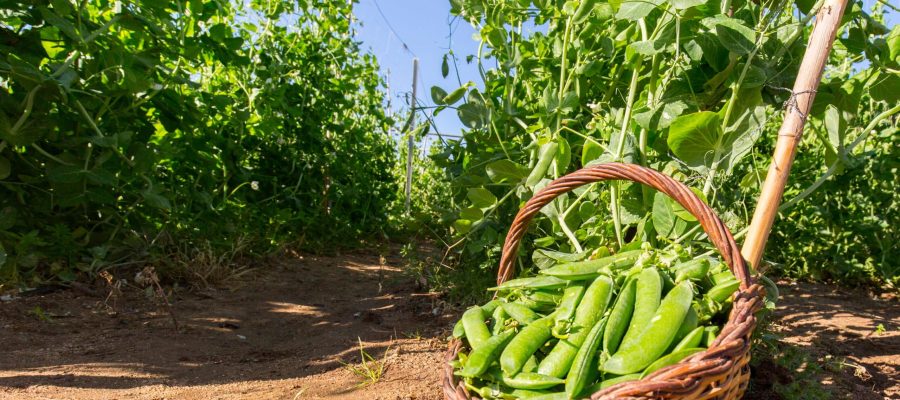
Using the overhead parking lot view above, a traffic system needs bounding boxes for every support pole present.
[741,0,848,270]
[405,58,419,214]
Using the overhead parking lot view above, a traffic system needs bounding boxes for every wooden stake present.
[741,0,849,270]
[405,58,419,214]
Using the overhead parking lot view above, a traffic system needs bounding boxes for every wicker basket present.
[442,163,766,400]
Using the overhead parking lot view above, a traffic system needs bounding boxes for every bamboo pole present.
[741,0,849,270]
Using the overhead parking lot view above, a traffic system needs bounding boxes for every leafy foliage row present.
[0,0,397,285]
[425,0,898,299]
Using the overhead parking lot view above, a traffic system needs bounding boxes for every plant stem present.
[779,103,900,211]
[610,20,647,247]
[556,16,574,135]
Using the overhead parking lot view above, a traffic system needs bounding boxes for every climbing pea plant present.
[430,0,898,295]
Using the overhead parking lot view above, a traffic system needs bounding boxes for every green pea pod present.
[489,276,570,291]
[673,258,710,283]
[502,372,565,390]
[565,316,608,399]
[660,268,676,293]
[538,276,614,378]
[454,299,504,338]
[482,299,503,314]
[573,0,598,23]
[703,326,720,347]
[456,330,516,378]
[603,275,637,354]
[669,306,699,349]
[640,347,705,378]
[462,306,492,349]
[707,278,740,303]
[503,302,541,325]
[523,355,539,373]
[508,388,554,398]
[596,373,641,390]
[500,315,555,376]
[617,267,663,351]
[452,319,466,338]
[554,284,587,324]
[526,142,559,187]
[540,250,642,280]
[711,270,736,286]
[522,290,563,311]
[601,281,694,375]
[492,305,510,335]
[672,326,705,352]
[442,85,467,105]
[528,392,568,400]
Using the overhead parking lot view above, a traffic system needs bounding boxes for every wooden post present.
[405,58,419,214]
[741,0,848,270]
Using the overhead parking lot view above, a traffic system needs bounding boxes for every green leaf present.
[453,219,473,234]
[458,102,487,129]
[719,88,767,172]
[48,165,87,184]
[672,0,705,10]
[824,105,844,156]
[209,23,230,42]
[0,157,9,180]
[467,187,497,209]
[532,248,589,270]
[615,0,660,21]
[581,140,604,166]
[486,159,528,184]
[629,39,669,56]
[652,191,676,238]
[869,72,900,103]
[431,86,449,105]
[704,16,756,55]
[795,0,816,14]
[459,206,484,221]
[739,65,767,89]
[740,167,767,189]
[887,25,900,61]
[141,190,171,210]
[667,111,722,168]
[634,101,687,131]
[672,187,705,222]
[38,7,79,41]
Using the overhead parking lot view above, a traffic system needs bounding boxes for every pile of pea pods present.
[450,244,741,399]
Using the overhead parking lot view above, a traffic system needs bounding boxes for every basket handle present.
[497,163,751,290]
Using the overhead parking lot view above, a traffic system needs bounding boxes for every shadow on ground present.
[0,250,452,399]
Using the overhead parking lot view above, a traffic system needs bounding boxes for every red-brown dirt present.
[0,251,896,399]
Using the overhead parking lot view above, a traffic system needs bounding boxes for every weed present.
[27,306,52,322]
[340,338,392,388]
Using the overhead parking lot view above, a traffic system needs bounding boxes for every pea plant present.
[0,0,398,286]
[429,0,898,297]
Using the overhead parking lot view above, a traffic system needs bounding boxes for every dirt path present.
[0,251,897,399]
[0,251,452,400]
[751,281,899,399]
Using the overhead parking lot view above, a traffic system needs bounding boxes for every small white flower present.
[251,181,259,191]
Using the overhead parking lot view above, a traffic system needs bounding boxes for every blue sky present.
[352,1,482,145]
[351,0,898,144]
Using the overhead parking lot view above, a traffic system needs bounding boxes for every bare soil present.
[0,251,897,399]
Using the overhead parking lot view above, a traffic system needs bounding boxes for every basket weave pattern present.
[443,163,765,400]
